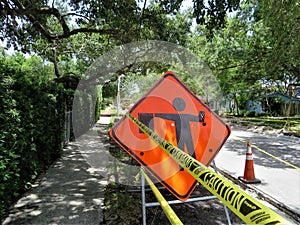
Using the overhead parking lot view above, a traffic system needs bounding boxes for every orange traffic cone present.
[238,140,261,184]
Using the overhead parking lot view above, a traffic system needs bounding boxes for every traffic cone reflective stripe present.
[238,140,261,184]
[246,153,253,160]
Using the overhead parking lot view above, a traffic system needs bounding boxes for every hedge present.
[0,53,104,218]
[0,56,65,218]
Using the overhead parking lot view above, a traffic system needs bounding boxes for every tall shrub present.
[0,54,65,218]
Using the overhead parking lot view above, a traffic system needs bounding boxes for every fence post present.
[63,111,72,145]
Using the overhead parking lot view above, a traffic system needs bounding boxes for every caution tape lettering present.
[126,112,292,225]
[250,212,272,224]
[165,143,262,218]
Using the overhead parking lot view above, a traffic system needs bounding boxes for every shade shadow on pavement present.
[226,126,300,169]
[2,126,109,225]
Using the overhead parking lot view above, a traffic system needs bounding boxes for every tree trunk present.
[53,46,60,78]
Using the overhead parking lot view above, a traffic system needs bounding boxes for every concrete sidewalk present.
[2,120,110,225]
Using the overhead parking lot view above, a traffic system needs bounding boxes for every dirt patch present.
[101,181,244,225]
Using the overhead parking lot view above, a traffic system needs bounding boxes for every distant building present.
[288,84,300,99]
[245,100,263,114]
[266,92,300,116]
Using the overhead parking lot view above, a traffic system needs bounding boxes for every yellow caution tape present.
[234,138,300,171]
[141,169,183,225]
[126,112,293,225]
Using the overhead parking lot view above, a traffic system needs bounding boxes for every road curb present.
[217,168,300,224]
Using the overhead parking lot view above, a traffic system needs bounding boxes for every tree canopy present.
[185,0,299,114]
[1,0,240,76]
[1,0,239,44]
[1,0,299,107]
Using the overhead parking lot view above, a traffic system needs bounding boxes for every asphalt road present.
[215,123,300,222]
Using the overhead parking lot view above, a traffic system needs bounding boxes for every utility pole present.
[117,74,125,117]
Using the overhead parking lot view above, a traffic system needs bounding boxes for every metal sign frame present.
[140,161,232,225]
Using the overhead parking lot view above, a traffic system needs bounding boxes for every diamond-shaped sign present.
[110,71,230,200]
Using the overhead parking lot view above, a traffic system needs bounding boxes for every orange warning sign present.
[110,71,231,200]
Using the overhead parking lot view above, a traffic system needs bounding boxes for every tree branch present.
[7,0,55,41]
[7,7,70,34]
[59,28,118,39]
[3,0,119,42]
[214,49,271,71]
[214,58,257,71]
